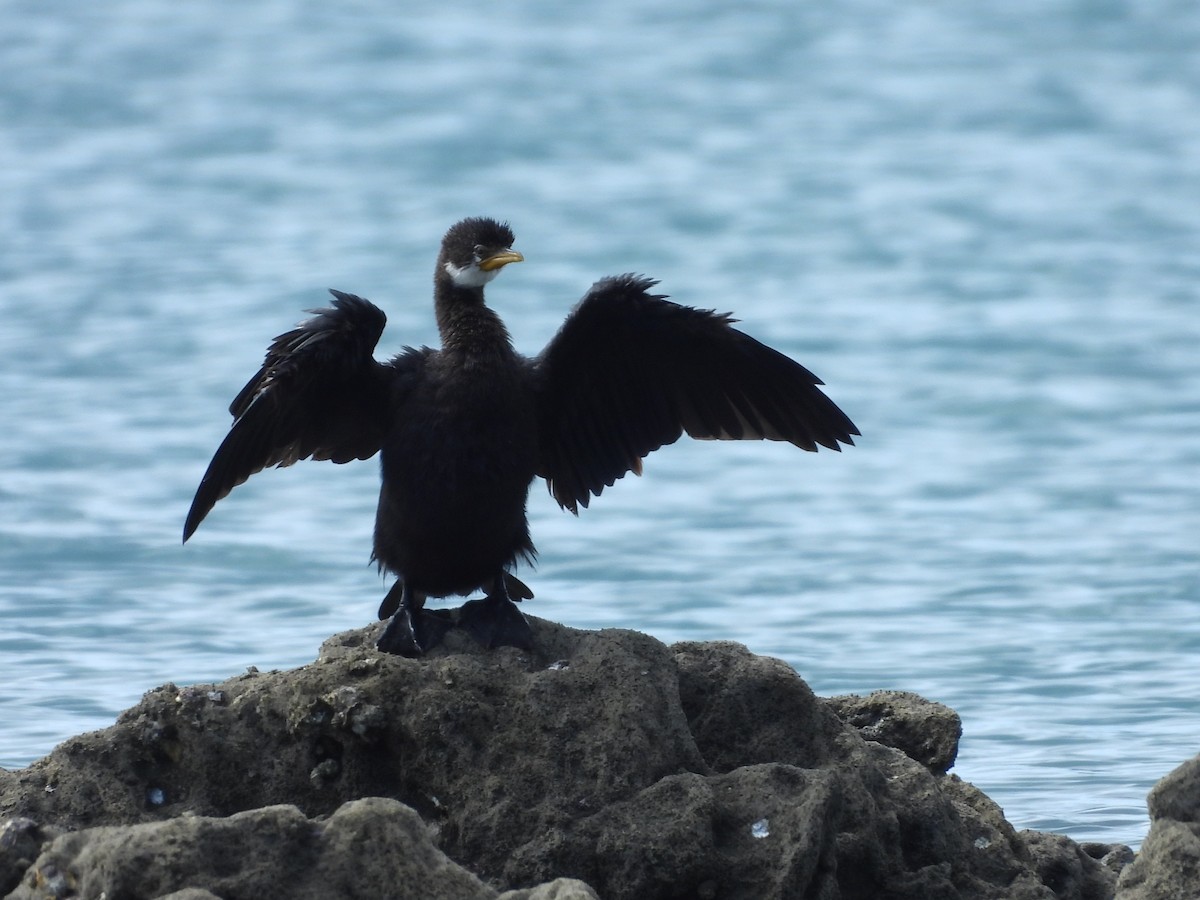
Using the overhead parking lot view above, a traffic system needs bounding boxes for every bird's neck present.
[435,279,515,358]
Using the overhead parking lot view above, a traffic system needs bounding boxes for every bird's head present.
[439,217,523,289]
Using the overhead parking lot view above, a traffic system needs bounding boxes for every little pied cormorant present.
[183,217,859,656]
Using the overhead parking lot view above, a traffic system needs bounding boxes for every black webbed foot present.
[376,581,452,657]
[377,580,404,620]
[457,574,534,651]
[502,571,534,601]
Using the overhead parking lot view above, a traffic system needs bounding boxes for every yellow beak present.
[478,249,524,272]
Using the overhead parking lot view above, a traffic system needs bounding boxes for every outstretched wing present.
[183,289,401,541]
[531,275,859,513]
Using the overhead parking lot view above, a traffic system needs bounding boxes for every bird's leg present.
[376,581,452,657]
[457,573,534,651]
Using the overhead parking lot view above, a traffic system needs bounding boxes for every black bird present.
[184,217,859,656]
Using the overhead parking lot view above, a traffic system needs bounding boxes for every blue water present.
[2,1,1197,849]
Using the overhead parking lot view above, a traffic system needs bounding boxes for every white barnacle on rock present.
[751,818,770,839]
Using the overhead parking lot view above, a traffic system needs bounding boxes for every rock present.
[1021,831,1123,900]
[7,799,495,900]
[826,689,962,774]
[1146,754,1200,826]
[1115,754,1200,900]
[674,640,844,772]
[1085,843,1137,881]
[0,819,63,898]
[0,617,1133,899]
[498,878,601,900]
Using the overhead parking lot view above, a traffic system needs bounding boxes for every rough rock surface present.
[826,690,962,775]
[8,800,489,900]
[1115,754,1200,900]
[0,617,1148,899]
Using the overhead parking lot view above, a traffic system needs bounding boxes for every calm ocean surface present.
[2,1,1197,849]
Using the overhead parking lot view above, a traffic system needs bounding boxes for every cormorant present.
[183,217,859,657]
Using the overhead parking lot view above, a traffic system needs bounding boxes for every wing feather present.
[532,275,859,513]
[183,290,408,541]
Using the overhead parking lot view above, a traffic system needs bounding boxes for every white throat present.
[443,260,500,289]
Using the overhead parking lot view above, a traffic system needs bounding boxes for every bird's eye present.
[472,244,485,260]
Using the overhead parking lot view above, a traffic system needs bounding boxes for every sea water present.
[2,0,1198,849]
